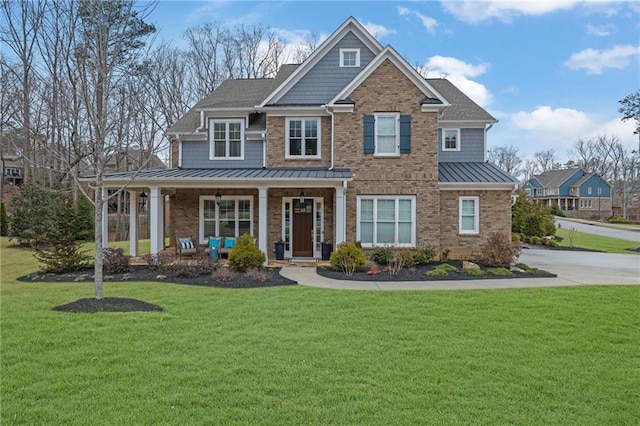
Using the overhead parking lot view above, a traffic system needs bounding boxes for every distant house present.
[524,168,612,219]
[1,155,24,187]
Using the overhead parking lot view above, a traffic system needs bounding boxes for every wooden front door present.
[292,199,314,257]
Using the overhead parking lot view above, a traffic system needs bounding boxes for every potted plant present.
[321,238,332,261]
[274,238,285,260]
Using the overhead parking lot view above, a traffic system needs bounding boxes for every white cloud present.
[441,0,580,24]
[586,23,615,36]
[360,20,396,39]
[492,106,639,160]
[422,56,493,106]
[396,6,438,33]
[563,44,640,74]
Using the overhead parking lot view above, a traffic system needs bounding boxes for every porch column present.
[149,186,163,254]
[335,185,345,245]
[258,186,268,264]
[128,190,138,257]
[102,187,109,249]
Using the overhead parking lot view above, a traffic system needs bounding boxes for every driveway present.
[555,218,640,243]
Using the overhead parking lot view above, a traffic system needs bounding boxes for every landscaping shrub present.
[481,232,522,267]
[145,252,217,277]
[330,242,366,276]
[102,248,130,274]
[547,239,559,247]
[411,245,436,265]
[488,267,513,276]
[74,196,95,241]
[512,190,555,239]
[512,233,522,244]
[9,183,67,247]
[245,268,268,283]
[228,234,266,272]
[530,236,541,245]
[388,249,412,276]
[463,267,485,276]
[426,263,458,277]
[371,245,394,265]
[550,204,565,217]
[213,267,236,282]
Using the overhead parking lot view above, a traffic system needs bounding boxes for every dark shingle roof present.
[167,64,300,135]
[439,162,519,184]
[533,168,581,187]
[427,79,496,122]
[98,167,352,182]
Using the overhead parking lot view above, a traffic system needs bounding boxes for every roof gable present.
[329,46,449,108]
[259,17,383,107]
[534,168,583,187]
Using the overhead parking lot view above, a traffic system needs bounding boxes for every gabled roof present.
[167,65,299,135]
[572,172,611,188]
[328,45,449,107]
[532,168,582,188]
[427,79,496,123]
[259,16,383,107]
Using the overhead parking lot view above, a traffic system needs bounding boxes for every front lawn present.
[1,237,638,424]
[555,227,640,254]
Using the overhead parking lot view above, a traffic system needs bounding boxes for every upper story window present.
[375,114,399,156]
[340,48,360,67]
[209,119,243,160]
[286,118,320,159]
[443,129,460,151]
[588,187,592,195]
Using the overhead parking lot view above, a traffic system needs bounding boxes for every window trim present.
[374,113,400,157]
[208,118,245,160]
[442,128,461,152]
[199,195,253,244]
[356,195,416,248]
[459,196,479,235]
[339,48,360,67]
[285,117,321,159]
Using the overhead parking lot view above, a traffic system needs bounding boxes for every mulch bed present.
[18,265,298,289]
[52,297,164,314]
[317,261,556,282]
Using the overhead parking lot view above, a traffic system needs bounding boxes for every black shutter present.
[363,115,375,154]
[399,115,411,154]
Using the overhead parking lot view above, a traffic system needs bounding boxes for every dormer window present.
[340,48,360,67]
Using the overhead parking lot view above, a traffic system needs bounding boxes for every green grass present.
[2,237,639,424]
[555,228,640,254]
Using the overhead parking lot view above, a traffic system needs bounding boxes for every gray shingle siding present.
[437,128,485,162]
[181,139,264,168]
[276,32,375,105]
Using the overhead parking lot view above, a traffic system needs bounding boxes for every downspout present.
[484,121,495,163]
[324,105,335,170]
[262,131,266,168]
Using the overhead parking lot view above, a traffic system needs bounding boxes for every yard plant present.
[1,237,638,424]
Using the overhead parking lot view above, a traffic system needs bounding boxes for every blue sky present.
[149,0,640,162]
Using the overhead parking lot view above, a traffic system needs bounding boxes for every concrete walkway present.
[279,249,640,291]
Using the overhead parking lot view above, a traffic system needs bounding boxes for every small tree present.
[227,234,266,272]
[33,196,91,273]
[9,183,65,246]
[0,202,8,236]
[512,190,555,239]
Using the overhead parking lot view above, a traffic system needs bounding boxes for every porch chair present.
[175,236,198,258]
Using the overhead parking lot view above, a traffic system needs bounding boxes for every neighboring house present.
[1,155,24,187]
[97,17,518,259]
[524,168,612,219]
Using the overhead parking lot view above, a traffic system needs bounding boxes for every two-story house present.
[524,168,612,219]
[98,17,518,260]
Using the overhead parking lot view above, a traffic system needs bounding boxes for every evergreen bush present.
[330,242,366,276]
[0,202,8,236]
[228,234,266,272]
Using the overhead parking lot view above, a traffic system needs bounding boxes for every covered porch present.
[100,168,352,262]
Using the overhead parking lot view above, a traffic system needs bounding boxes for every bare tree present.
[291,31,319,63]
[488,144,523,178]
[533,149,559,172]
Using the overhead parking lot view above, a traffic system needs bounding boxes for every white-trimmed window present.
[357,196,416,247]
[340,48,360,67]
[443,129,460,151]
[375,114,399,156]
[200,196,252,243]
[286,118,320,158]
[588,187,592,195]
[459,196,479,234]
[209,119,243,160]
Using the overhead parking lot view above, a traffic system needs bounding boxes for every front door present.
[292,199,314,257]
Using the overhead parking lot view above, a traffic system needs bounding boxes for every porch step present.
[289,258,318,265]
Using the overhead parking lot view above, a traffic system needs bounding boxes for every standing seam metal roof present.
[438,162,519,183]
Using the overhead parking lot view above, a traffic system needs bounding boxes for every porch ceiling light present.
[299,191,306,204]
[215,191,222,205]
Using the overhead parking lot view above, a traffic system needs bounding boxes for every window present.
[588,187,592,195]
[340,48,360,67]
[209,119,243,160]
[200,196,252,243]
[443,129,460,151]
[459,196,479,234]
[375,114,399,156]
[357,196,416,247]
[286,118,320,158]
